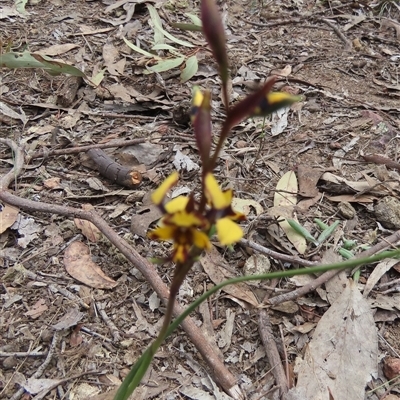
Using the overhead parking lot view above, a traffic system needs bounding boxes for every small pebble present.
[338,201,356,219]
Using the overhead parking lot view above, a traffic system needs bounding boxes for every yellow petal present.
[253,92,301,116]
[191,86,204,123]
[173,244,188,263]
[216,218,243,245]
[167,211,203,228]
[193,230,212,250]
[165,196,189,214]
[148,225,175,240]
[205,173,231,209]
[151,171,179,205]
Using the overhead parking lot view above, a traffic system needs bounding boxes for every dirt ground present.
[1,0,400,399]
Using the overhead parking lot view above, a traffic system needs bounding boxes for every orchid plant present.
[114,1,300,398]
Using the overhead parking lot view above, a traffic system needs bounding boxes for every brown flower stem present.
[207,120,231,177]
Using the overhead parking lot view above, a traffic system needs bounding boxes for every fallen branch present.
[87,148,142,188]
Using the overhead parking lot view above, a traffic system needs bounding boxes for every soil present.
[1,0,400,399]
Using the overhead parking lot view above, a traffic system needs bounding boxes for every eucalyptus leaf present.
[147,5,194,48]
[147,4,164,45]
[185,13,202,26]
[91,69,106,86]
[15,0,28,14]
[152,43,184,57]
[171,23,203,32]
[123,37,161,60]
[0,51,86,77]
[181,55,198,82]
[147,57,185,73]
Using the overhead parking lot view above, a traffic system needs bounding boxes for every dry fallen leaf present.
[25,299,48,319]
[200,246,259,307]
[64,242,117,289]
[274,171,307,254]
[0,203,19,234]
[35,43,80,56]
[43,177,62,190]
[52,307,84,331]
[288,279,378,400]
[74,204,102,242]
[231,197,263,216]
[363,259,399,298]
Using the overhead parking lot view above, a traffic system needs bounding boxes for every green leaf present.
[123,37,161,60]
[185,13,202,26]
[32,54,86,76]
[147,4,164,45]
[316,220,340,245]
[171,22,203,32]
[287,219,318,245]
[0,51,86,77]
[146,57,185,73]
[152,43,184,57]
[15,0,28,14]
[147,5,194,48]
[180,55,198,82]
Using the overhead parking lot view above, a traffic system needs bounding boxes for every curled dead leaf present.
[0,203,19,234]
[74,204,102,242]
[64,242,117,289]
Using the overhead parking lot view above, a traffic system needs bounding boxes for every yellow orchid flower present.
[204,173,245,245]
[151,171,179,206]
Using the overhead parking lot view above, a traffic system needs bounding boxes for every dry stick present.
[0,140,241,397]
[9,332,59,400]
[320,18,352,50]
[28,137,153,160]
[28,134,195,161]
[267,230,400,307]
[96,301,122,342]
[240,239,317,267]
[0,351,48,358]
[48,283,90,310]
[258,280,289,396]
[81,326,114,343]
[0,138,24,190]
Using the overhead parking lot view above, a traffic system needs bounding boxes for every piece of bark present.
[87,148,142,189]
[57,76,83,107]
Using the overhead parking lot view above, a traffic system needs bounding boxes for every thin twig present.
[81,326,114,343]
[268,230,400,306]
[0,351,48,358]
[49,284,90,310]
[9,332,59,400]
[240,238,317,267]
[259,310,288,395]
[0,138,25,190]
[96,301,121,342]
[258,279,288,395]
[321,18,352,49]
